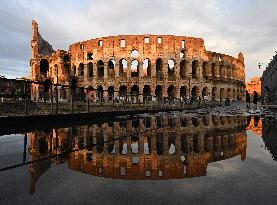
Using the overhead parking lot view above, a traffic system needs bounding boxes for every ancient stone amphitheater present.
[30,20,245,101]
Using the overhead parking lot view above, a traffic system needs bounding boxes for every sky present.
[0,0,277,81]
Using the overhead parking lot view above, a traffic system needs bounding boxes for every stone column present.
[215,64,220,78]
[115,59,120,78]
[199,61,203,79]
[103,61,108,80]
[84,64,88,83]
[206,62,212,77]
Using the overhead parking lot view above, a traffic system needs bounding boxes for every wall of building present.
[30,20,246,101]
[262,54,277,104]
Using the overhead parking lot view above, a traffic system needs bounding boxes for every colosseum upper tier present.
[30,20,246,101]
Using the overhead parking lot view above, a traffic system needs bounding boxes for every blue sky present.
[0,0,277,81]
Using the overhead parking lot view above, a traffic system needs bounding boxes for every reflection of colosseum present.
[28,113,247,192]
[30,21,245,101]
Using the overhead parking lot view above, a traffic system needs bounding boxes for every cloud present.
[0,0,277,80]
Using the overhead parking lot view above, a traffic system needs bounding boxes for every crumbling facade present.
[30,20,246,101]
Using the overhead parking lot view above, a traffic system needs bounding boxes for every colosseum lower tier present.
[30,20,246,101]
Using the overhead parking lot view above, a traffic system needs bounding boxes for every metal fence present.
[0,79,221,116]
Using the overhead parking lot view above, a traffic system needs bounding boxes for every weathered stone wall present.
[30,21,246,101]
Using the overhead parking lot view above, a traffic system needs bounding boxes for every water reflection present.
[27,113,248,194]
[262,116,277,161]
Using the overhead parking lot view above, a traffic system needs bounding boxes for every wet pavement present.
[0,105,277,205]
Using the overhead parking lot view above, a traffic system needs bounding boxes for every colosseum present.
[30,20,246,101]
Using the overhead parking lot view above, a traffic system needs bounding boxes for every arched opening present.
[155,85,163,100]
[96,86,103,101]
[191,86,199,100]
[87,53,93,60]
[180,86,187,98]
[119,85,127,97]
[227,88,232,99]
[156,133,163,155]
[97,60,104,79]
[87,62,93,78]
[119,59,127,77]
[211,63,216,77]
[180,60,186,78]
[220,88,225,102]
[64,63,70,76]
[40,59,49,76]
[233,89,236,99]
[131,50,139,58]
[212,87,217,101]
[108,86,114,101]
[168,59,175,80]
[108,59,115,77]
[167,85,175,99]
[220,64,224,78]
[54,64,58,76]
[202,87,208,98]
[130,85,139,96]
[168,133,176,155]
[192,60,199,79]
[44,79,52,93]
[143,85,151,98]
[202,62,208,77]
[131,60,139,77]
[155,58,163,80]
[78,63,84,76]
[63,54,70,62]
[143,59,151,77]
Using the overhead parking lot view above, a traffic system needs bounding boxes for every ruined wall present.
[30,20,246,101]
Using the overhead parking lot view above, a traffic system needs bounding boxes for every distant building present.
[246,77,261,96]
[261,54,277,104]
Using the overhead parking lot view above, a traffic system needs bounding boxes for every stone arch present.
[78,63,84,76]
[108,59,115,77]
[233,89,236,99]
[40,59,49,75]
[202,62,208,77]
[220,64,224,78]
[96,85,103,101]
[191,86,199,99]
[131,85,139,96]
[227,88,232,99]
[119,59,127,77]
[180,86,187,98]
[167,85,175,99]
[143,85,151,97]
[167,59,175,80]
[155,85,163,100]
[202,86,209,98]
[131,60,139,77]
[119,85,127,97]
[211,63,216,77]
[87,62,93,78]
[97,60,104,78]
[108,86,114,100]
[192,60,199,79]
[180,59,186,78]
[212,87,217,100]
[155,58,163,80]
[143,59,151,77]
[220,88,225,102]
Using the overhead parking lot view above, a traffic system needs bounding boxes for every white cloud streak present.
[0,0,277,81]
